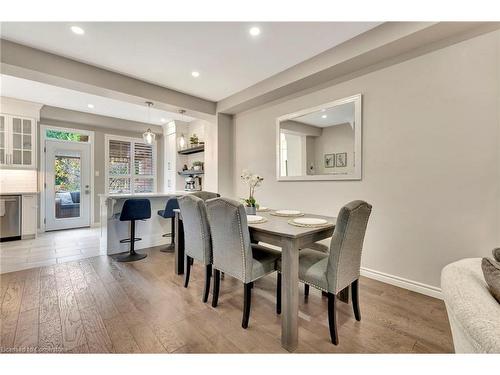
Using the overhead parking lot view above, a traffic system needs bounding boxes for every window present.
[105,135,156,194]
[46,129,89,142]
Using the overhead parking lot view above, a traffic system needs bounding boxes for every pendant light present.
[178,109,187,150]
[142,101,156,145]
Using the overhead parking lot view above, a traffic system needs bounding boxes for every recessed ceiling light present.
[71,26,85,35]
[321,114,327,119]
[249,27,261,37]
[160,118,166,123]
[191,71,200,78]
[87,104,94,109]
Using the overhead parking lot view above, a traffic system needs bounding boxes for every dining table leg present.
[174,211,185,275]
[281,237,300,352]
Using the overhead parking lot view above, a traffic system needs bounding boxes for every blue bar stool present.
[157,195,179,253]
[117,199,151,262]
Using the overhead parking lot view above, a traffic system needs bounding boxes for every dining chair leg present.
[352,279,361,321]
[242,283,252,329]
[183,255,191,288]
[327,293,339,345]
[212,269,221,307]
[202,264,212,303]
[276,273,281,315]
[304,284,310,298]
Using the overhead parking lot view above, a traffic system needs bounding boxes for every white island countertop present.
[99,191,193,199]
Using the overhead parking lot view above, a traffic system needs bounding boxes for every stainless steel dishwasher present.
[0,195,21,242]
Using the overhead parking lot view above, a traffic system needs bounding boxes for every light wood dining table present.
[173,208,336,352]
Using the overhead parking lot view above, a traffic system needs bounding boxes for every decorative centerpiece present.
[241,169,264,215]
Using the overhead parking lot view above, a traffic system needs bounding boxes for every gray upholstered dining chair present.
[190,190,220,201]
[177,195,213,303]
[205,197,281,329]
[278,200,372,345]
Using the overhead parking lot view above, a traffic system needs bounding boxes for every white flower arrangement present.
[240,169,264,207]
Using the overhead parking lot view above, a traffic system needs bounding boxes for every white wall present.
[231,30,500,291]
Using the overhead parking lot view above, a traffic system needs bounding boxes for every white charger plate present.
[275,209,302,215]
[292,217,328,225]
[247,215,264,223]
[257,206,269,211]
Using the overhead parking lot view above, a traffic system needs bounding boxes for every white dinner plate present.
[275,210,302,215]
[257,206,269,211]
[247,215,264,223]
[292,217,328,225]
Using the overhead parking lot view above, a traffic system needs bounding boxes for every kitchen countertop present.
[0,192,39,195]
[99,191,194,199]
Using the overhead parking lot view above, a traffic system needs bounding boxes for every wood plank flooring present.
[0,246,454,353]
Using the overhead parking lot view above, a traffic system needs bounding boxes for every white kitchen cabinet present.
[22,194,37,239]
[0,113,37,169]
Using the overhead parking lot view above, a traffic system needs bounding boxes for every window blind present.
[108,140,131,175]
[134,142,153,175]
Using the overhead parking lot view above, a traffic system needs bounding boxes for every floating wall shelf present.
[178,145,205,155]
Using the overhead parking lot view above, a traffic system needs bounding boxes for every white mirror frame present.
[276,93,362,181]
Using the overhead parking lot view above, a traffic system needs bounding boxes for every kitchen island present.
[99,192,191,255]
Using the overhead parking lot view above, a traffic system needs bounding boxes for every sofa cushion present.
[482,258,500,303]
[70,191,80,204]
[56,192,73,205]
[493,248,500,263]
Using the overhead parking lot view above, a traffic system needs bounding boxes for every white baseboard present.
[360,267,443,300]
[91,221,101,228]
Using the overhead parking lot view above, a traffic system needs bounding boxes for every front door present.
[45,140,91,231]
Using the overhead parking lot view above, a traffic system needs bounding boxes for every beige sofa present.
[441,258,500,353]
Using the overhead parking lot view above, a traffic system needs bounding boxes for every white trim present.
[39,124,95,232]
[104,133,158,194]
[360,266,443,300]
[276,93,362,181]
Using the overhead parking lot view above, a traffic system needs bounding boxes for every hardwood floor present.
[0,246,454,353]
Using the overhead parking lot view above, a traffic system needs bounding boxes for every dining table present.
[173,208,336,352]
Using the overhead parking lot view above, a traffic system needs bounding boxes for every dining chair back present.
[177,194,212,265]
[177,194,213,302]
[326,200,372,294]
[205,197,252,282]
[190,191,220,201]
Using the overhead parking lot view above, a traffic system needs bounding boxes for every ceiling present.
[295,101,354,128]
[0,22,381,101]
[0,74,195,124]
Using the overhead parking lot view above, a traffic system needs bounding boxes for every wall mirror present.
[276,94,362,181]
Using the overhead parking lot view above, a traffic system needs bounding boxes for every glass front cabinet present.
[0,113,36,169]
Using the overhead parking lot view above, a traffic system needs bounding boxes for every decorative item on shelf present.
[240,169,264,215]
[189,133,199,147]
[192,161,204,171]
[142,101,156,145]
[182,164,188,171]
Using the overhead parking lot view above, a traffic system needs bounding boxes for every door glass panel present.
[23,151,32,165]
[13,134,21,149]
[12,118,22,133]
[23,119,31,134]
[12,150,21,164]
[54,155,81,219]
[23,135,32,150]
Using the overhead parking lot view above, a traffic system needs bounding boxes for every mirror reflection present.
[277,94,361,180]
